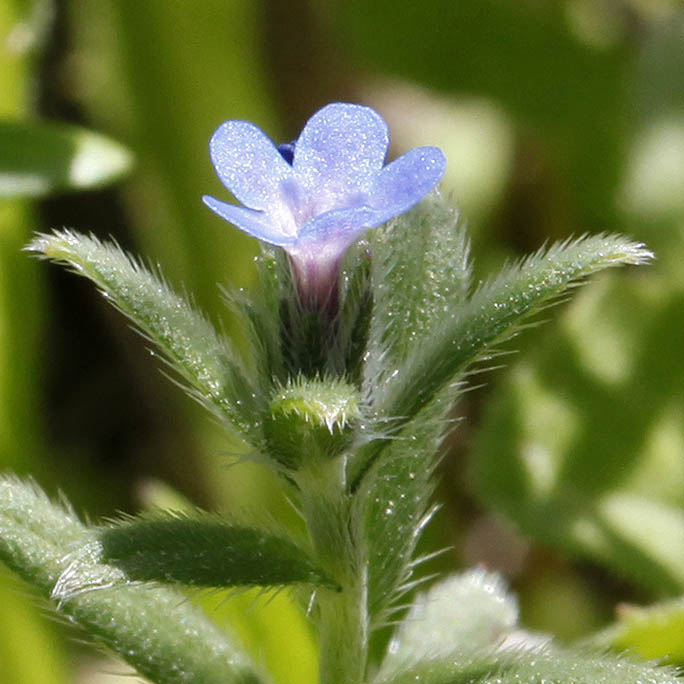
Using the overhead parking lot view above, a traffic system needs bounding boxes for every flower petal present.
[368,146,447,214]
[297,147,446,247]
[293,103,389,205]
[209,120,294,210]
[297,205,388,247]
[202,195,296,246]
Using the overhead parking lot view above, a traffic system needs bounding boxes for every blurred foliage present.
[0,119,131,197]
[592,596,684,664]
[471,273,684,594]
[1,0,684,681]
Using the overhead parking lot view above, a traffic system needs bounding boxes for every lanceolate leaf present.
[354,390,452,624]
[364,193,470,395]
[375,647,681,684]
[54,511,337,594]
[27,230,265,445]
[372,234,652,423]
[0,476,264,684]
[0,119,132,198]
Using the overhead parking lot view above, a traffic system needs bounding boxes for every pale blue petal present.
[209,121,294,210]
[297,205,392,247]
[297,147,445,247]
[293,103,389,203]
[368,146,446,214]
[202,195,296,246]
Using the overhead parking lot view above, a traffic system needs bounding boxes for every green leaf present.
[486,649,682,684]
[375,648,681,684]
[0,476,264,684]
[0,119,132,197]
[379,569,519,675]
[364,193,470,397]
[471,275,684,594]
[349,193,468,485]
[137,478,320,684]
[27,230,266,446]
[373,234,652,425]
[354,391,451,625]
[377,568,681,684]
[52,511,336,594]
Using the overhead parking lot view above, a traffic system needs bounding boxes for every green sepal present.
[0,119,132,198]
[54,510,338,596]
[337,241,374,384]
[0,476,264,684]
[224,246,288,391]
[26,230,266,446]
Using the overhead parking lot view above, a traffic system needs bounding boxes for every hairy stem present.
[297,459,369,684]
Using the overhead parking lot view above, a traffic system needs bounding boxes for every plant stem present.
[297,458,369,684]
[317,577,368,684]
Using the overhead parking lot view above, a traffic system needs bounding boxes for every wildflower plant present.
[0,103,679,684]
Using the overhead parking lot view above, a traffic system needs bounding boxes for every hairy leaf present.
[373,234,652,423]
[376,647,681,684]
[0,119,131,198]
[378,568,680,683]
[0,476,264,684]
[53,511,337,593]
[354,390,453,625]
[364,193,470,398]
[27,230,265,445]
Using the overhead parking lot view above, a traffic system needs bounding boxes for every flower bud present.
[266,378,360,469]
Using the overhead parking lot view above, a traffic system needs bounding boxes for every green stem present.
[317,578,368,684]
[297,458,369,684]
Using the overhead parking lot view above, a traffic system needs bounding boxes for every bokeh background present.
[2,0,684,681]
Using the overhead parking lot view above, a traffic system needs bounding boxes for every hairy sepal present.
[223,247,287,393]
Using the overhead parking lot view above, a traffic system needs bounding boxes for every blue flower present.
[203,102,446,306]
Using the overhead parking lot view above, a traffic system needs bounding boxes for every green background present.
[1,0,684,681]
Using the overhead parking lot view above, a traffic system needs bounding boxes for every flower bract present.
[203,102,446,306]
